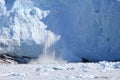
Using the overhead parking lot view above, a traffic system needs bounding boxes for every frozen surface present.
[0,0,120,62]
[0,62,120,80]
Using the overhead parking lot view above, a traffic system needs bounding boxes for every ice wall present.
[40,0,120,61]
[0,0,60,58]
[0,0,120,62]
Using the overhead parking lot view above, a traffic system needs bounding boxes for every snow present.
[0,62,120,80]
[0,0,120,62]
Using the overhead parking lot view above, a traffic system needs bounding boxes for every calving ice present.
[0,0,60,59]
[0,0,120,62]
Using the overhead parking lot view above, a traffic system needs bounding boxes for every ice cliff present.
[0,0,120,62]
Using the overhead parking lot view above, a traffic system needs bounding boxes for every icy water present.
[0,62,120,80]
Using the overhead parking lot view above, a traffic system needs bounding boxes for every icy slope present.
[0,0,120,61]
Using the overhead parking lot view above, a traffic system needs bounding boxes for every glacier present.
[0,0,120,62]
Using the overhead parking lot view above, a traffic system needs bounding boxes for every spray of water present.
[29,55,67,64]
[29,32,66,64]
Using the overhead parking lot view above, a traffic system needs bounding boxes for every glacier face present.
[0,0,60,58]
[0,0,120,62]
